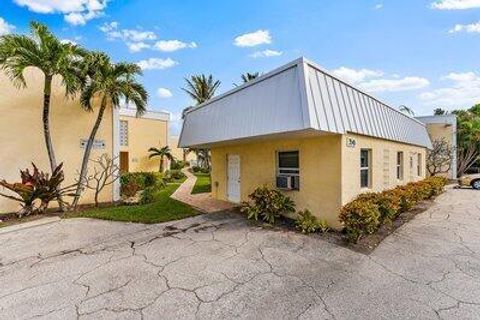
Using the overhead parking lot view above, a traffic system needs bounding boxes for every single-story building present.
[179,57,432,228]
[416,114,457,179]
[119,108,170,173]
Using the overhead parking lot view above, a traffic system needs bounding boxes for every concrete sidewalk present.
[171,168,236,213]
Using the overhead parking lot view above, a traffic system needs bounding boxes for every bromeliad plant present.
[0,163,75,217]
[241,186,295,225]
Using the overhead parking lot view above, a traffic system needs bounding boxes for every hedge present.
[339,177,447,243]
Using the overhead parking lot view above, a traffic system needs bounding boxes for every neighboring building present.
[416,114,457,179]
[180,58,432,228]
[0,68,119,214]
[119,108,170,172]
[0,68,171,214]
[169,136,197,165]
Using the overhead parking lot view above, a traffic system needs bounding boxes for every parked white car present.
[458,173,480,190]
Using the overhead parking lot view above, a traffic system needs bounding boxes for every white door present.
[227,154,241,203]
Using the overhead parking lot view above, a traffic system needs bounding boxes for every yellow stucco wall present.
[119,115,168,172]
[0,68,114,214]
[210,134,343,228]
[210,133,427,229]
[341,133,427,205]
[169,136,197,163]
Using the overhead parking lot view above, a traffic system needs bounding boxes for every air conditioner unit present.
[276,175,292,190]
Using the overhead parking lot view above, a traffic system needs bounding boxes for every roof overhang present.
[180,57,432,149]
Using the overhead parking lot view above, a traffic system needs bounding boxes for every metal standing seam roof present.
[179,57,432,149]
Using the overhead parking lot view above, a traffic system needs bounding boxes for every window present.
[120,120,128,146]
[360,149,371,188]
[417,153,422,176]
[277,151,299,175]
[277,151,300,190]
[397,151,404,180]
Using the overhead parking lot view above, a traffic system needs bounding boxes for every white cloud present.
[14,0,108,25]
[332,67,384,84]
[157,87,173,98]
[0,17,15,35]
[374,3,383,9]
[419,71,480,107]
[234,30,272,47]
[332,66,429,92]
[100,22,157,42]
[360,77,430,92]
[449,21,480,33]
[249,49,282,58]
[154,40,197,52]
[127,42,150,53]
[137,58,178,70]
[431,0,480,9]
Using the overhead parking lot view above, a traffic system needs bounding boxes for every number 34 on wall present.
[346,137,357,148]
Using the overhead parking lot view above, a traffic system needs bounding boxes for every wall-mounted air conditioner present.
[276,175,300,190]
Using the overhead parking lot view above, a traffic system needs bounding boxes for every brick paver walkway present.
[171,168,237,213]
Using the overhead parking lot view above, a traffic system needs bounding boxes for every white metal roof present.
[179,57,432,149]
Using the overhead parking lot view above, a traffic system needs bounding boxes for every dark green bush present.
[163,170,186,183]
[120,172,161,190]
[192,166,210,174]
[140,187,155,204]
[241,186,295,224]
[170,160,188,170]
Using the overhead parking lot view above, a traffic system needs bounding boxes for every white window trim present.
[397,151,404,180]
[276,150,300,176]
[360,149,372,189]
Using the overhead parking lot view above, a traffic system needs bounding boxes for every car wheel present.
[471,179,480,190]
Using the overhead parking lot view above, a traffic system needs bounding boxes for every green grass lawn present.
[69,182,198,224]
[191,172,211,194]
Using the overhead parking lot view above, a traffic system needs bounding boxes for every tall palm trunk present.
[43,75,57,172]
[43,75,65,211]
[72,95,107,208]
[160,155,164,172]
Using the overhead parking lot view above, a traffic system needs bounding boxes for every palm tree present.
[72,53,148,207]
[399,105,415,116]
[241,72,259,83]
[148,146,175,172]
[182,74,220,105]
[0,22,85,173]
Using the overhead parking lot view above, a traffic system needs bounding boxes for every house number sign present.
[346,137,357,148]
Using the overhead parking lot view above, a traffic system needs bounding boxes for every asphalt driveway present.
[0,187,479,319]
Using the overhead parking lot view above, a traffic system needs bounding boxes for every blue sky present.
[1,0,480,135]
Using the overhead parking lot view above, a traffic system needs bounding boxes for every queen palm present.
[0,22,85,173]
[72,53,148,207]
[182,74,220,105]
[148,146,175,172]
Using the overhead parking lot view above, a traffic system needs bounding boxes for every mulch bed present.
[242,198,438,255]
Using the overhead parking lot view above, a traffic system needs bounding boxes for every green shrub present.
[295,210,329,234]
[340,200,381,243]
[140,187,155,204]
[163,169,186,183]
[170,160,187,170]
[143,172,157,188]
[241,186,295,225]
[340,177,447,243]
[121,181,141,197]
[192,166,210,174]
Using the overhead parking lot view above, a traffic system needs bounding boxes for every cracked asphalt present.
[0,187,479,320]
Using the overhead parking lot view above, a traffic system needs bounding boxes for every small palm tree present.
[182,74,220,105]
[241,72,259,83]
[0,22,85,173]
[72,53,148,207]
[148,146,175,172]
